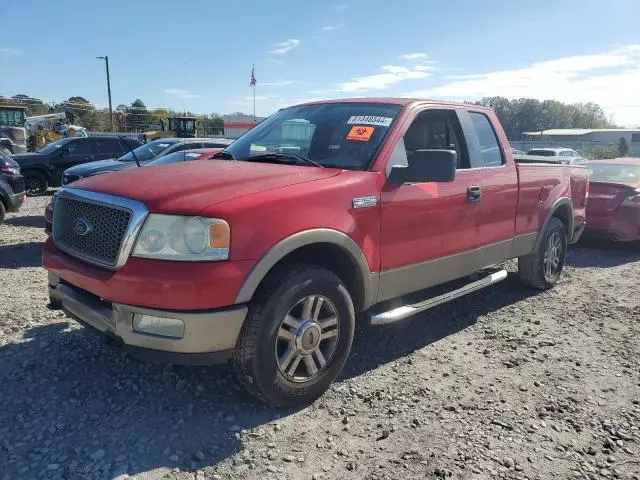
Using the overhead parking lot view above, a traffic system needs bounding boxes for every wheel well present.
[22,167,50,181]
[259,242,366,312]
[552,203,571,235]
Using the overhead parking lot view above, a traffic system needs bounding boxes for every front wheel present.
[233,265,355,407]
[23,171,49,196]
[518,217,567,290]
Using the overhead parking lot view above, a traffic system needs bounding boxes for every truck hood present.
[65,159,139,177]
[69,160,342,213]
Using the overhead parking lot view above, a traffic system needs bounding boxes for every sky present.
[2,0,640,125]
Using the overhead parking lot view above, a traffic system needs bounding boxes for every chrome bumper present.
[48,273,247,364]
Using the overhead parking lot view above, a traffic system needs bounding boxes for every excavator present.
[141,115,198,142]
[0,105,87,154]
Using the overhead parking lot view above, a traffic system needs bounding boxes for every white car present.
[526,147,585,165]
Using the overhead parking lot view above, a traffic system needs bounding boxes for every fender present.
[534,197,574,250]
[234,228,376,309]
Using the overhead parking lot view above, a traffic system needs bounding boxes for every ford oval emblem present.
[72,218,92,236]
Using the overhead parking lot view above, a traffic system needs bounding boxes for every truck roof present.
[297,97,492,111]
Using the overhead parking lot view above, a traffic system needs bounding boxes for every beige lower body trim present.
[377,234,537,303]
[49,279,246,354]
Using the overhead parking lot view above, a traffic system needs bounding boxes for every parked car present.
[44,98,588,406]
[61,138,234,185]
[511,148,525,155]
[44,148,225,233]
[145,148,224,166]
[11,136,142,196]
[0,150,25,223]
[526,147,585,165]
[584,157,640,242]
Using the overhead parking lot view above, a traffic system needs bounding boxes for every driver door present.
[378,108,486,301]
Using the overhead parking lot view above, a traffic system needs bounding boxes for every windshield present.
[118,140,174,162]
[38,138,73,154]
[588,164,640,184]
[147,150,202,166]
[527,149,556,156]
[223,102,402,170]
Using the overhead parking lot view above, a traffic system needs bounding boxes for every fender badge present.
[352,196,377,209]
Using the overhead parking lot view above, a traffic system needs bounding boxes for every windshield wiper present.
[248,152,324,168]
[116,136,141,167]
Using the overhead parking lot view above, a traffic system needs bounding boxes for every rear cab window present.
[467,112,504,168]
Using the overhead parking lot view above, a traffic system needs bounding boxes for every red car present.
[585,157,640,241]
[44,98,588,406]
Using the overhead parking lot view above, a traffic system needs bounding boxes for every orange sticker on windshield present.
[346,126,375,141]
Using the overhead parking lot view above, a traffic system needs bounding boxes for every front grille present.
[53,197,132,266]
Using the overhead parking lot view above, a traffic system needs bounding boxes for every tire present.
[0,200,5,225]
[23,170,49,197]
[233,265,355,407]
[518,217,567,290]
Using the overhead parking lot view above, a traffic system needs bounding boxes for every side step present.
[370,269,508,325]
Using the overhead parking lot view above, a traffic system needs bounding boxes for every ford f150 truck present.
[43,98,588,406]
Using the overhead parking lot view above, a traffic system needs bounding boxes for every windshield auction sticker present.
[346,116,393,127]
[347,126,375,141]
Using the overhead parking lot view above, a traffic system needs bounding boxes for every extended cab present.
[43,99,588,406]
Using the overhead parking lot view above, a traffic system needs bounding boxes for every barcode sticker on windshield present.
[347,115,393,127]
[346,126,375,141]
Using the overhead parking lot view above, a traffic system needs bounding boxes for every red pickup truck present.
[44,98,588,406]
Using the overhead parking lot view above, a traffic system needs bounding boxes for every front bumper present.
[49,273,247,364]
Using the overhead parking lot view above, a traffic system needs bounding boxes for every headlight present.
[132,214,230,261]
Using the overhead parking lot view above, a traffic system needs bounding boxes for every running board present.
[370,269,508,325]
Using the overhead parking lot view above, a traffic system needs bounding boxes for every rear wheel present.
[233,265,355,407]
[23,171,49,196]
[518,217,567,290]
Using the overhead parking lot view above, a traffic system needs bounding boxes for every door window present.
[66,139,92,154]
[386,110,469,176]
[96,138,123,154]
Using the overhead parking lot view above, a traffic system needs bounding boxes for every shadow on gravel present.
[343,273,535,379]
[0,273,538,479]
[4,215,46,228]
[568,238,640,268]
[0,241,43,268]
[0,322,296,479]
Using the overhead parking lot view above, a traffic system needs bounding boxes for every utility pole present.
[96,56,114,131]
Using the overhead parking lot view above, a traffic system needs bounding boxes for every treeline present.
[474,97,616,140]
[0,94,224,135]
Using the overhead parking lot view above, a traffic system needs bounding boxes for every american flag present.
[249,66,256,87]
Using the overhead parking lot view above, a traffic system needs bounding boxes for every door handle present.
[467,186,481,203]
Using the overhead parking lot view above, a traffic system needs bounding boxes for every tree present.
[60,96,99,130]
[618,137,629,157]
[126,99,151,132]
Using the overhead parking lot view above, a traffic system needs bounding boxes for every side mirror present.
[388,149,457,185]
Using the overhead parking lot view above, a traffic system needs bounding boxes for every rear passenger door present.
[457,109,519,267]
[95,138,125,160]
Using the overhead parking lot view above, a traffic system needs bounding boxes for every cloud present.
[269,39,300,54]
[336,3,349,9]
[400,53,428,61]
[404,44,640,125]
[340,64,432,92]
[260,80,300,87]
[0,47,23,55]
[321,23,344,31]
[164,88,200,99]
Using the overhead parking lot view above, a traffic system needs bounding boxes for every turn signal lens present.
[210,222,230,249]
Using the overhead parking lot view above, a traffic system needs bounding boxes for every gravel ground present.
[1,195,639,480]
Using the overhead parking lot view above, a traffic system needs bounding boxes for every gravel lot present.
[1,195,639,480]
